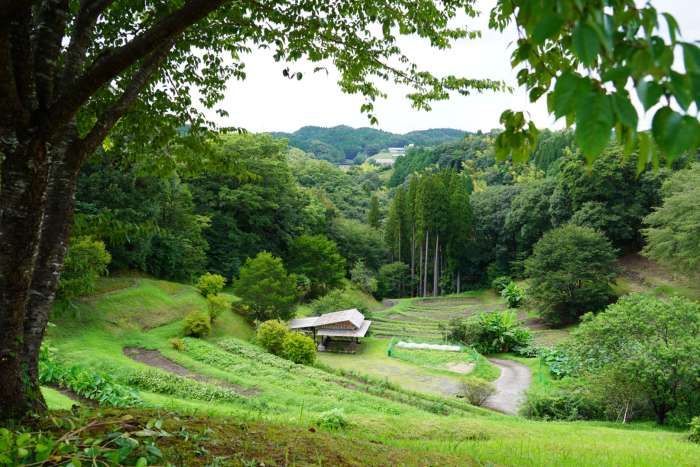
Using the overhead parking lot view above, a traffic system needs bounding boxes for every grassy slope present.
[43,276,700,466]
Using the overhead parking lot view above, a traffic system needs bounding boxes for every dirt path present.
[484,358,531,415]
[123,347,259,396]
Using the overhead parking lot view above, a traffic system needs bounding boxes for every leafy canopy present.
[569,294,700,424]
[288,235,346,297]
[525,224,618,325]
[234,252,299,322]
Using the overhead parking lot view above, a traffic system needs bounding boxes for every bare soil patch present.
[123,347,259,396]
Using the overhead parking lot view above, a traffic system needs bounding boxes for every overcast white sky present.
[204,1,700,134]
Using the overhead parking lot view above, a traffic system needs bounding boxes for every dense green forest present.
[272,125,467,163]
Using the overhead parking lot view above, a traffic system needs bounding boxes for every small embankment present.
[123,347,258,396]
[484,358,531,415]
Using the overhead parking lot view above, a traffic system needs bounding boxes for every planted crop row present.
[39,346,142,408]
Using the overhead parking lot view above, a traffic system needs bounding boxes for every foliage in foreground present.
[526,224,618,325]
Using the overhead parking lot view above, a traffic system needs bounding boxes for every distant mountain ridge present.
[270,125,468,164]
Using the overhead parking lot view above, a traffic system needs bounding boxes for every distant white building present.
[387,147,406,155]
[373,158,396,166]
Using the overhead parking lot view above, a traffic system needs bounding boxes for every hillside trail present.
[484,358,531,415]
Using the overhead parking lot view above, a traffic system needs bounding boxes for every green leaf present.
[572,22,600,66]
[663,13,680,43]
[575,90,613,160]
[651,107,700,159]
[682,42,700,73]
[136,457,148,467]
[669,71,692,110]
[532,14,564,43]
[636,80,663,111]
[611,92,638,130]
[551,72,583,119]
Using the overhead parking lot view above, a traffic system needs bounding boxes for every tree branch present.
[45,0,227,136]
[58,0,115,87]
[34,0,70,109]
[7,6,35,125]
[75,41,175,157]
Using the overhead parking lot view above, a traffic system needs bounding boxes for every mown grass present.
[42,275,700,466]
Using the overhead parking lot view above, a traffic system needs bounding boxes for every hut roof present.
[317,320,371,338]
[288,308,367,331]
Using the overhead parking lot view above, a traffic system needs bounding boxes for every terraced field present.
[372,291,506,341]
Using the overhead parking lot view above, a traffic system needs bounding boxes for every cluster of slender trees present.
[384,169,472,297]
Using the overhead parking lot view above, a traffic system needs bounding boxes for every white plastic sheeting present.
[395,341,461,352]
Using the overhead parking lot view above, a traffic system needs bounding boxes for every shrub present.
[256,320,289,356]
[234,252,298,322]
[539,347,573,378]
[196,272,226,297]
[207,294,229,322]
[460,378,495,406]
[491,275,511,293]
[57,236,111,300]
[316,408,349,430]
[522,389,603,421]
[170,337,186,351]
[690,417,700,444]
[350,259,378,295]
[282,332,316,365]
[448,311,531,354]
[183,311,211,337]
[525,224,618,325]
[501,281,524,308]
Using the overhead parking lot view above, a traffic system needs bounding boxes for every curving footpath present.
[484,358,532,415]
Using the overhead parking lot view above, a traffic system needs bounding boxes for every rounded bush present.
[183,311,211,337]
[690,417,700,444]
[460,378,495,406]
[196,272,226,297]
[316,408,349,430]
[282,332,316,365]
[257,320,289,356]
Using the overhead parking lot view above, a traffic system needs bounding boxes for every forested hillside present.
[271,125,466,163]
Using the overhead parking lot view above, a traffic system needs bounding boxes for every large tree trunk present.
[0,128,82,420]
[0,138,52,420]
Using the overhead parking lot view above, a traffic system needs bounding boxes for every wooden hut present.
[288,308,371,353]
